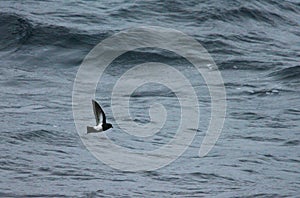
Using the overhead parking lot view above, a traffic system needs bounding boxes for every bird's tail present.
[87,126,97,133]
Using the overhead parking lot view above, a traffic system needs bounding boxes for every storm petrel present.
[87,99,113,133]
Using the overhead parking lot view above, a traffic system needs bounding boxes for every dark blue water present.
[1,0,300,197]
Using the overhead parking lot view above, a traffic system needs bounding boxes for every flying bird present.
[87,99,113,133]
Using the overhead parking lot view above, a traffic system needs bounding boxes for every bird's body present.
[87,125,103,133]
[87,99,113,133]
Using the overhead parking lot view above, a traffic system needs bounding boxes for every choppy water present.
[1,0,300,197]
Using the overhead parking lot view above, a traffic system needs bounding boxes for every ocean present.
[0,0,299,197]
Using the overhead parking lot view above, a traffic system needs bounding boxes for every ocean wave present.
[240,87,289,96]
[25,24,111,49]
[0,12,112,51]
[230,112,266,120]
[219,60,278,70]
[109,0,299,27]
[0,13,32,50]
[7,129,77,147]
[0,13,190,64]
[268,65,300,81]
[213,6,295,26]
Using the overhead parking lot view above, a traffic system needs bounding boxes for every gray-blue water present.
[1,0,300,197]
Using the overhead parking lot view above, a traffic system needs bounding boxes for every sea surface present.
[1,0,300,197]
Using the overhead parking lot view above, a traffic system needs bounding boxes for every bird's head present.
[107,123,113,129]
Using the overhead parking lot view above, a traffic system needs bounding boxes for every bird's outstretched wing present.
[92,99,106,125]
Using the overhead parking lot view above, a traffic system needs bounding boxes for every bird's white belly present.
[94,124,103,131]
